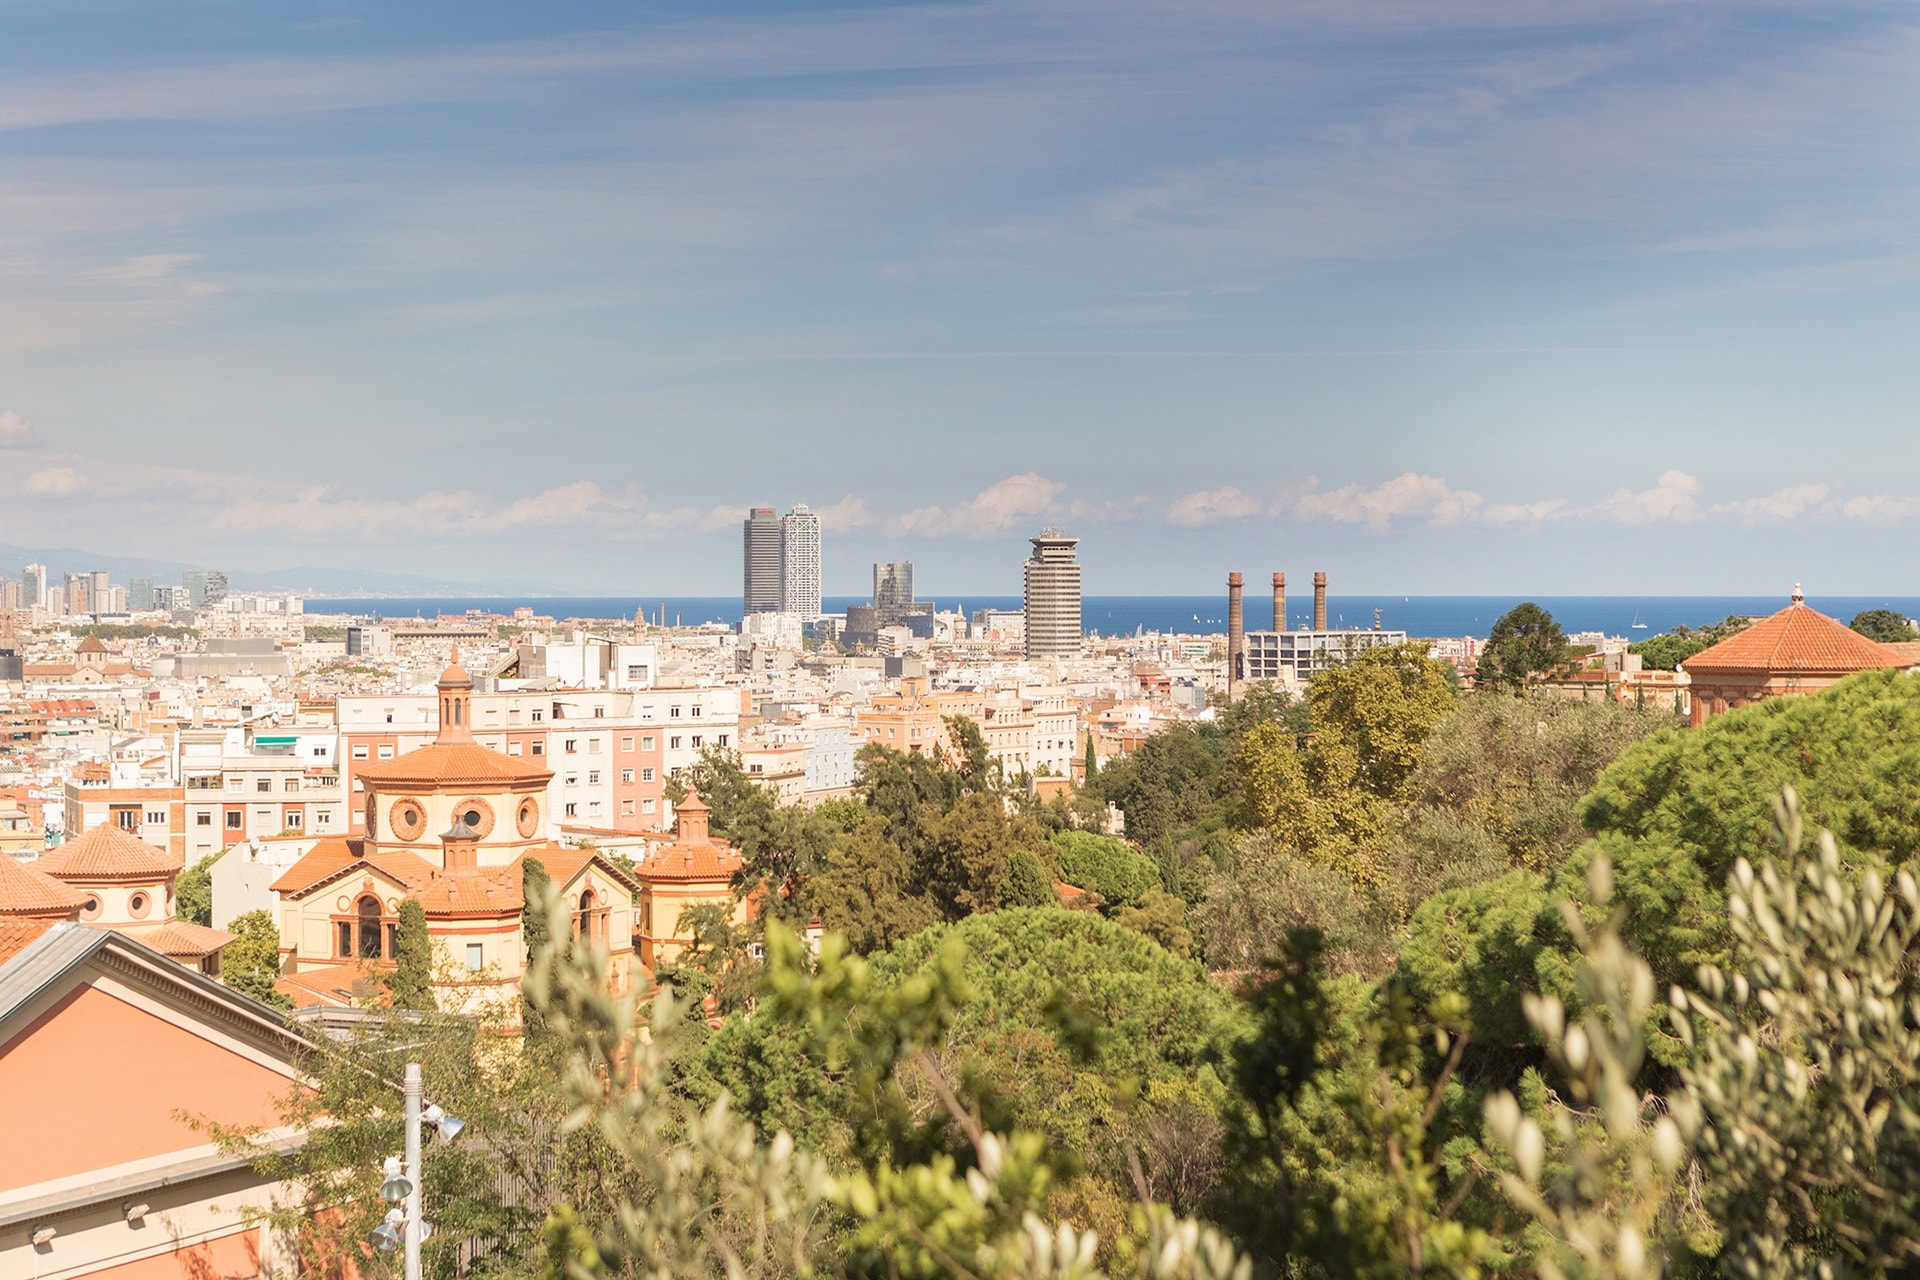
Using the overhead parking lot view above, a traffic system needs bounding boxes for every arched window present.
[358,895,384,959]
[576,889,597,941]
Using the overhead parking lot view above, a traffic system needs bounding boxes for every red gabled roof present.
[634,837,743,885]
[34,826,180,883]
[414,870,521,917]
[1682,602,1912,677]
[0,919,56,963]
[121,919,234,959]
[270,839,438,900]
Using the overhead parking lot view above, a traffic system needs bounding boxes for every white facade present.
[1023,529,1082,659]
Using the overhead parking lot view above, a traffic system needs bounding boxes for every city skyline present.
[1,2,1916,593]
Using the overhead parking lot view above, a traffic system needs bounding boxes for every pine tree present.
[386,899,435,1010]
[522,859,553,1038]
[1084,735,1098,785]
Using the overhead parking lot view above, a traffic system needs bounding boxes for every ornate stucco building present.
[268,656,642,1009]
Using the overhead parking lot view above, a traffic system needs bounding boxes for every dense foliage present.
[1849,606,1917,642]
[1626,614,1752,671]
[1476,602,1570,691]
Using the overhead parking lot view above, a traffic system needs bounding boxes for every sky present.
[1,0,1917,597]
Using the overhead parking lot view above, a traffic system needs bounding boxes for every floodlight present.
[30,1225,56,1247]
[419,1221,434,1243]
[423,1104,465,1142]
[371,1221,401,1253]
[123,1203,151,1222]
[379,1156,412,1203]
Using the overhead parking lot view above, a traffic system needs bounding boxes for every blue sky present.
[1,0,1916,595]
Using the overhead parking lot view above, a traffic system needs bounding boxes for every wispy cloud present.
[892,473,1066,538]
[1166,485,1265,527]
[0,409,34,446]
[1589,469,1703,526]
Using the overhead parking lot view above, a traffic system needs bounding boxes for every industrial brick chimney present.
[1227,572,1245,697]
[1313,571,1328,630]
[1272,572,1287,632]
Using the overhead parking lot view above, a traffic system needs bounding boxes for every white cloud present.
[0,409,33,445]
[1839,493,1920,524]
[1166,485,1266,527]
[24,465,80,496]
[1285,472,1486,532]
[1587,469,1702,525]
[892,472,1064,538]
[814,494,874,532]
[1709,482,1830,524]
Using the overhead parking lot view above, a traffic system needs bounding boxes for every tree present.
[1628,614,1753,671]
[998,848,1059,908]
[386,899,434,1010]
[521,858,553,1037]
[854,741,958,846]
[804,816,941,954]
[222,909,292,1010]
[175,851,219,927]
[1084,735,1099,786]
[919,792,1036,919]
[1114,887,1195,958]
[1849,606,1917,643]
[1193,832,1391,976]
[664,745,771,838]
[1567,667,1920,1038]
[1052,830,1160,911]
[1476,602,1569,691]
[940,714,994,794]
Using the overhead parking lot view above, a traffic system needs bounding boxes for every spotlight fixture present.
[30,1225,56,1247]
[371,1207,406,1253]
[422,1104,465,1142]
[123,1203,151,1223]
[379,1156,412,1203]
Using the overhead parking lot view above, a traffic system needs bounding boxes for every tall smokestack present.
[1313,571,1328,630]
[1272,572,1287,632]
[1227,572,1244,698]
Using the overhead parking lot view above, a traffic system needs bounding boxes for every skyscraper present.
[184,570,209,608]
[742,507,782,615]
[873,561,914,624]
[129,577,155,611]
[1023,528,1082,659]
[22,564,46,610]
[204,570,229,606]
[780,504,822,616]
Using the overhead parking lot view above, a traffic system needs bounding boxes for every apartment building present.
[61,761,185,859]
[178,726,347,861]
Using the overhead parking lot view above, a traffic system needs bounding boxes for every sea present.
[303,594,1920,642]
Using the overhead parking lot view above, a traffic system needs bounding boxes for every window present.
[669,736,682,750]
[593,707,605,719]
[284,778,300,792]
[566,774,579,787]
[626,664,648,680]
[588,771,600,784]
[387,922,399,957]
[226,810,243,830]
[640,707,655,721]
[621,799,635,815]
[588,801,601,816]
[507,741,522,756]
[256,778,272,793]
[317,811,331,827]
[532,742,545,755]
[691,735,703,748]
[147,810,165,824]
[313,745,327,757]
[588,739,600,753]
[620,769,634,784]
[509,709,521,724]
[641,736,655,751]
[716,734,729,747]
[642,798,656,814]
[378,744,395,759]
[641,767,655,783]
[338,921,353,957]
[227,776,243,791]
[466,943,484,972]
[669,706,682,718]
[551,702,565,721]
[564,739,578,754]
[385,712,394,724]
[352,745,369,760]
[531,709,544,723]
[358,896,383,959]
[620,736,634,752]
[564,802,577,817]
[286,809,303,829]
[197,813,212,826]
[690,705,703,718]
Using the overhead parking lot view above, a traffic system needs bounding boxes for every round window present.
[390,799,427,841]
[80,896,102,921]
[516,798,540,838]
[128,892,152,919]
[453,798,495,838]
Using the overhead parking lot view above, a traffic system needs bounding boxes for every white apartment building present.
[781,504,822,616]
[178,725,347,861]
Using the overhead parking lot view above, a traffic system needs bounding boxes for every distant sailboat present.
[1630,610,1649,630]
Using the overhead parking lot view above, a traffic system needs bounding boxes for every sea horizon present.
[302,593,1920,641]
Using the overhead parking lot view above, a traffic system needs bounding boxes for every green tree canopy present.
[998,848,1060,908]
[1568,667,1920,1019]
[1052,830,1160,910]
[1475,602,1568,691]
[222,909,292,1010]
[1849,606,1917,643]
[175,851,220,927]
[1627,614,1753,670]
[805,815,941,953]
[386,899,434,1010]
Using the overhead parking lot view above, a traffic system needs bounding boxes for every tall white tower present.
[780,504,822,617]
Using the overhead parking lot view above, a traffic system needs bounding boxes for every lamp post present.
[369,1062,461,1278]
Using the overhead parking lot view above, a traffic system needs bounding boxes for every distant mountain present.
[0,542,542,596]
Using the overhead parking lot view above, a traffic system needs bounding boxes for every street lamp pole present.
[404,1061,423,1280]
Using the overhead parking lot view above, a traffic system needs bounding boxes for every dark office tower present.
[1023,529,1082,659]
[742,507,783,615]
[129,577,155,611]
[873,561,914,624]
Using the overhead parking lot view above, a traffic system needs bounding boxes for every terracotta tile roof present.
[75,635,110,654]
[0,919,55,964]
[0,856,88,917]
[635,837,743,885]
[33,825,180,883]
[276,968,362,1008]
[121,919,235,958]
[1881,640,1920,668]
[269,838,365,895]
[1682,603,1914,676]
[510,845,643,897]
[354,742,552,789]
[415,869,522,917]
